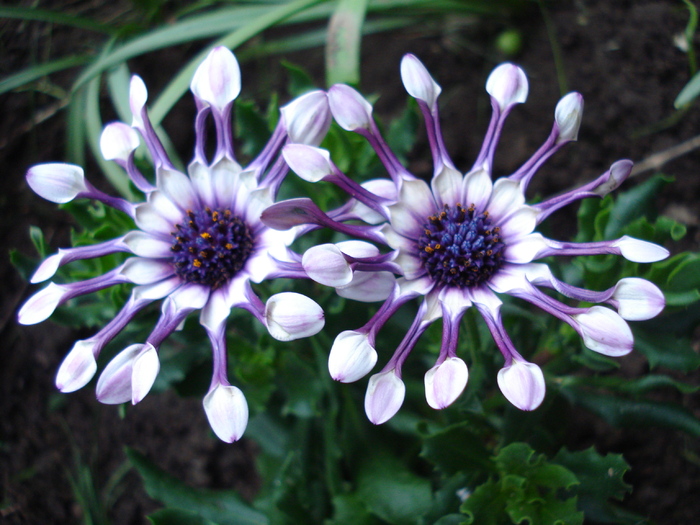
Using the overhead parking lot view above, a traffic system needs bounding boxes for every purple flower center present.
[417,203,505,288]
[171,207,254,289]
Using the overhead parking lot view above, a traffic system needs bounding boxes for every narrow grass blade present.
[325,0,369,86]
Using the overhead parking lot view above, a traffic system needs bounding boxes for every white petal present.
[364,370,405,425]
[614,236,669,263]
[555,92,584,143]
[265,292,325,341]
[431,163,462,207]
[203,383,249,443]
[302,244,352,287]
[328,84,374,131]
[190,46,241,112]
[26,164,87,204]
[30,251,64,283]
[242,186,273,226]
[389,178,435,237]
[487,178,524,223]
[168,283,210,311]
[350,179,397,224]
[55,340,98,393]
[573,306,633,356]
[17,282,67,325]
[497,359,545,411]
[497,205,538,240]
[283,144,333,182]
[461,168,492,212]
[96,344,143,404]
[210,157,244,210]
[485,63,528,110]
[280,90,331,146]
[337,271,396,302]
[100,122,140,161]
[467,286,503,317]
[594,160,633,197]
[129,75,148,128]
[132,277,182,302]
[336,240,381,258]
[394,249,426,280]
[612,278,665,321]
[400,54,442,110]
[503,233,548,263]
[438,287,473,315]
[120,258,174,285]
[123,232,173,258]
[131,344,159,404]
[328,331,377,382]
[424,357,468,409]
[157,167,198,211]
[188,160,216,207]
[199,287,231,333]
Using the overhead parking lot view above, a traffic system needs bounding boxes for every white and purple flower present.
[262,54,668,424]
[18,47,331,442]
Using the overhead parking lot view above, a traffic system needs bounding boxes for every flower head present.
[262,54,668,423]
[18,47,331,442]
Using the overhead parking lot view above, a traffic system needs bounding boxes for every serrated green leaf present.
[126,448,268,525]
[552,447,641,524]
[356,455,432,525]
[460,478,509,525]
[496,444,579,491]
[552,447,630,502]
[420,422,494,476]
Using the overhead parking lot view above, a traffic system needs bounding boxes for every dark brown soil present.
[2,1,699,524]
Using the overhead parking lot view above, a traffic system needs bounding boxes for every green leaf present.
[0,55,92,96]
[675,69,700,108]
[552,447,630,502]
[552,447,643,524]
[148,508,219,525]
[126,448,269,525]
[665,252,700,292]
[562,390,700,437]
[28,226,47,258]
[0,6,116,33]
[603,174,670,239]
[420,422,494,476]
[460,478,510,525]
[277,351,324,418]
[325,0,369,86]
[356,455,432,525]
[633,327,700,371]
[328,494,381,525]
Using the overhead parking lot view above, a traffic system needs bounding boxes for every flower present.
[262,54,668,423]
[18,46,331,442]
